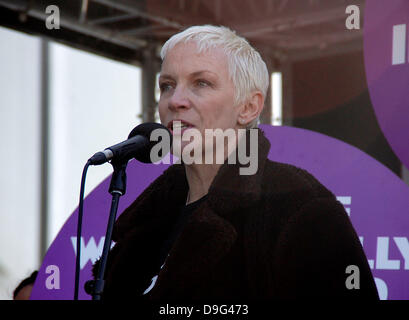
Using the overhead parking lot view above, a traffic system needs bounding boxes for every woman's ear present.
[237,91,265,126]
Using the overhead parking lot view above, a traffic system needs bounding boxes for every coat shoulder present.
[244,159,341,242]
[261,159,336,205]
[244,160,378,299]
[112,164,187,242]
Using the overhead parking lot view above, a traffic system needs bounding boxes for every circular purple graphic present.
[364,0,409,169]
[31,125,409,300]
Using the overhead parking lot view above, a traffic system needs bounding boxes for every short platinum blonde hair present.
[160,25,269,128]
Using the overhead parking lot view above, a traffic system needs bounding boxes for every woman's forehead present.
[161,42,229,77]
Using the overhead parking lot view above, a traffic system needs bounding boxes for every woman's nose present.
[168,86,190,112]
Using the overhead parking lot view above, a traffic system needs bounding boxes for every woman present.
[92,25,379,300]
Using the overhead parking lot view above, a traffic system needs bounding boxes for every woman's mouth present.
[168,120,195,134]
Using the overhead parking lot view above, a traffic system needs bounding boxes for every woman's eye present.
[196,80,210,87]
[159,83,172,92]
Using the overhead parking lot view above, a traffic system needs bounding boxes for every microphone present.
[88,122,171,165]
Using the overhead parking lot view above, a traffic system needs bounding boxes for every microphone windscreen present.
[128,122,172,163]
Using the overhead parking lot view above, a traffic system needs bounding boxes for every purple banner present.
[364,0,409,170]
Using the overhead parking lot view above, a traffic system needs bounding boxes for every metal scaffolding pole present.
[39,38,50,262]
[142,45,159,123]
[282,61,293,126]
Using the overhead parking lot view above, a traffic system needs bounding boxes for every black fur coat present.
[92,129,379,300]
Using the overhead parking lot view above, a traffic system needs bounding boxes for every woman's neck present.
[184,130,244,204]
[184,163,222,204]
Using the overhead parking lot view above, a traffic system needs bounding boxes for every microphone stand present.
[92,159,128,300]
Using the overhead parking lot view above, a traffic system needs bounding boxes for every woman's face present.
[158,42,242,153]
